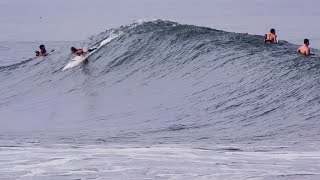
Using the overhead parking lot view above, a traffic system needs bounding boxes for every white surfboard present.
[62,53,90,70]
[62,31,122,71]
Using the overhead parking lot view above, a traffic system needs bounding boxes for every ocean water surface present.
[0,20,320,179]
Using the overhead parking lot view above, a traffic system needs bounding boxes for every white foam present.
[0,144,319,179]
[99,30,122,46]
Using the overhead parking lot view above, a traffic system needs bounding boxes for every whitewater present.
[0,20,319,180]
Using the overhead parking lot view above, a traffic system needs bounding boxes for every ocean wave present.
[0,20,319,146]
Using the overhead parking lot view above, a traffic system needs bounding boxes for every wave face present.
[0,20,320,147]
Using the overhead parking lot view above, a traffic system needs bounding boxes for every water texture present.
[0,20,319,179]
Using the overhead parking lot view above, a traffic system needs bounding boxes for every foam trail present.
[99,30,122,46]
[62,31,122,71]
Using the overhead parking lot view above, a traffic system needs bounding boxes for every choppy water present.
[0,20,319,179]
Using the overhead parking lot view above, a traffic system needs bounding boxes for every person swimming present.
[70,47,88,56]
[264,29,278,43]
[297,39,311,56]
[39,44,47,56]
[70,47,97,56]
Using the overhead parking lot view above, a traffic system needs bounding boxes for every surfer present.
[39,45,47,56]
[70,47,97,56]
[297,39,311,56]
[70,47,88,56]
[264,29,278,43]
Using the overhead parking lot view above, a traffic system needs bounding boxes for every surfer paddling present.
[264,29,278,43]
[297,39,311,56]
[70,47,97,57]
[39,45,47,56]
[70,47,87,56]
[35,45,48,57]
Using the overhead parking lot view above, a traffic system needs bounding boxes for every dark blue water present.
[0,21,319,180]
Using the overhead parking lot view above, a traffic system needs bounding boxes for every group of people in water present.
[35,45,96,57]
[35,28,312,58]
[35,45,47,57]
[263,28,311,56]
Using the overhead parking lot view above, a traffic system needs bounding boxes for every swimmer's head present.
[39,44,45,50]
[304,39,309,45]
[70,47,77,53]
[270,29,276,34]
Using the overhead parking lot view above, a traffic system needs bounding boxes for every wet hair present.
[304,39,309,44]
[39,44,45,49]
[270,29,275,34]
[70,47,78,52]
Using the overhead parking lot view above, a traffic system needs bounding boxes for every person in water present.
[264,29,278,43]
[70,47,97,56]
[39,44,47,56]
[35,51,40,57]
[297,39,311,56]
[70,47,88,56]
